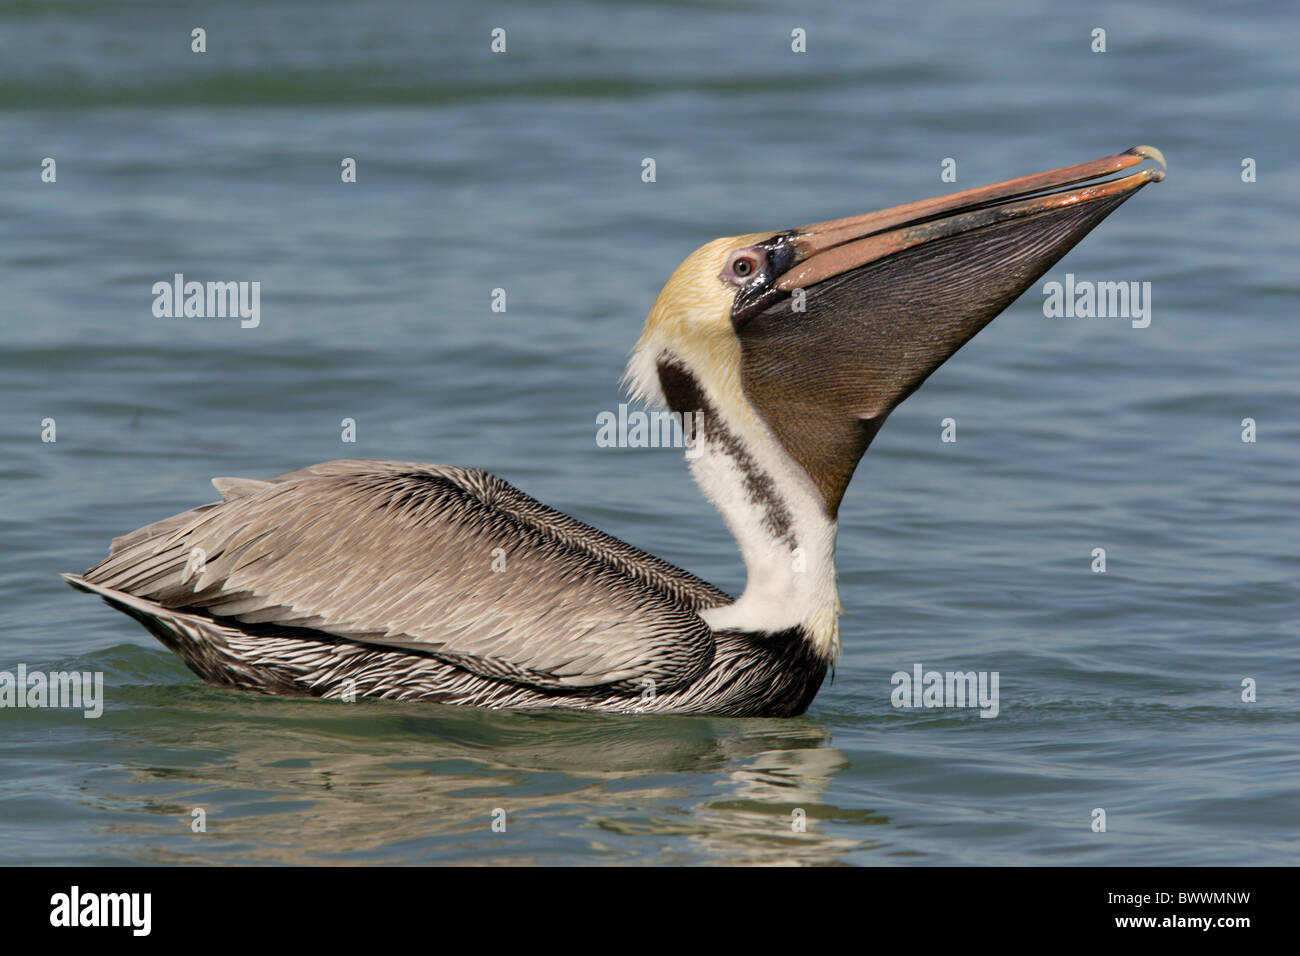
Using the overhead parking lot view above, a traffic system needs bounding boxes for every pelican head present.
[627,146,1165,655]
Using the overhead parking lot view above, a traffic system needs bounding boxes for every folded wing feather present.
[84,460,727,692]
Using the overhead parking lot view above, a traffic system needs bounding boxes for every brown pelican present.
[64,146,1165,717]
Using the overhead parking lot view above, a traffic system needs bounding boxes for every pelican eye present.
[722,248,766,285]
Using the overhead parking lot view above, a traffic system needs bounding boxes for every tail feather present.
[60,573,311,695]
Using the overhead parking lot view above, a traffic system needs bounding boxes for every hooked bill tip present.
[1125,144,1167,173]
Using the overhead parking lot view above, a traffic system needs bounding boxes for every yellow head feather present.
[623,232,771,412]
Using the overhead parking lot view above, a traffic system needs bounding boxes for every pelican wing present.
[83,460,727,692]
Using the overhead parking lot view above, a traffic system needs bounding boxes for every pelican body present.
[65,148,1165,717]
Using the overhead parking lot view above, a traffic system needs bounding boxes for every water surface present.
[1,0,1297,865]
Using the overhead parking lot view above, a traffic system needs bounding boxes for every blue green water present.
[1,0,1297,864]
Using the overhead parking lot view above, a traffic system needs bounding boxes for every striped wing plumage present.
[80,460,728,693]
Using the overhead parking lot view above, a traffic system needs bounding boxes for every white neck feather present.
[667,371,843,659]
